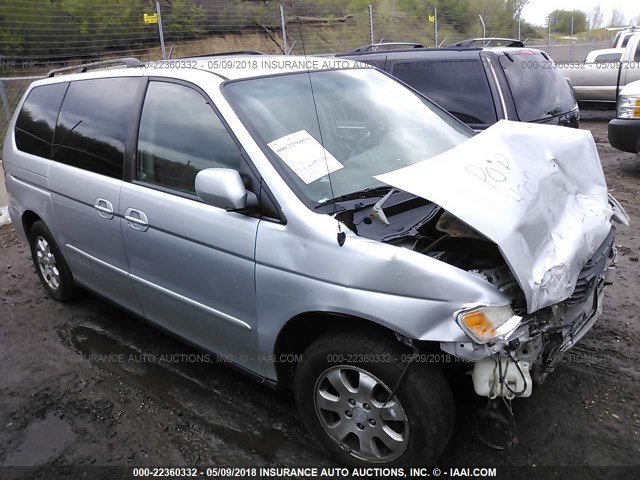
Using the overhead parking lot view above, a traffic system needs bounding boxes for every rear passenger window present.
[595,53,621,63]
[15,83,68,159]
[136,81,243,194]
[392,60,497,126]
[52,77,142,179]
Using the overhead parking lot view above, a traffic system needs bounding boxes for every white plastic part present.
[472,358,532,399]
[0,206,11,227]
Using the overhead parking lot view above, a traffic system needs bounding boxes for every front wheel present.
[295,331,454,466]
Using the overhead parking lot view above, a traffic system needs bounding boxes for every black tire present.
[295,330,454,467]
[28,220,77,302]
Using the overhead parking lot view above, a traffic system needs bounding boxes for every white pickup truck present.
[609,79,640,153]
[561,33,640,103]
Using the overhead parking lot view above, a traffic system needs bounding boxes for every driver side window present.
[137,81,243,194]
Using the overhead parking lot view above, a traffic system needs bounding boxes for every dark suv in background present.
[337,38,580,131]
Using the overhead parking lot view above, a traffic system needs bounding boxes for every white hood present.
[376,120,614,313]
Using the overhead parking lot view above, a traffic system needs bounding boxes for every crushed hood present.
[375,120,613,313]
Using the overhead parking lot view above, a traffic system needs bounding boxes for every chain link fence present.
[530,41,611,62]
[0,2,622,152]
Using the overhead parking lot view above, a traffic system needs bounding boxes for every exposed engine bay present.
[334,192,523,307]
[336,192,617,399]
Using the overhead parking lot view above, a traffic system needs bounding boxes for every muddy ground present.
[0,118,639,478]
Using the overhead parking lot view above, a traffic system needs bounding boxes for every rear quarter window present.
[14,83,69,159]
[498,52,577,122]
[52,77,143,179]
[391,59,497,127]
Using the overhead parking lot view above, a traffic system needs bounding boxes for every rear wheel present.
[28,221,77,302]
[295,331,454,466]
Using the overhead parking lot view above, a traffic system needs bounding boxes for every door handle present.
[124,208,149,232]
[94,198,114,220]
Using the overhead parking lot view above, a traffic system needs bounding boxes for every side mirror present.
[195,168,257,211]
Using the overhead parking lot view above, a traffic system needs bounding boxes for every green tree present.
[163,0,205,39]
[468,0,513,38]
[548,9,587,34]
[508,0,529,20]
[62,0,149,51]
[0,0,60,57]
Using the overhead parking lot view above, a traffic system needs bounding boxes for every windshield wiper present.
[544,106,564,116]
[315,185,394,209]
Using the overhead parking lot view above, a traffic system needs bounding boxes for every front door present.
[119,80,259,369]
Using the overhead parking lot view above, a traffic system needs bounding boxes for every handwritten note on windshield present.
[268,130,343,184]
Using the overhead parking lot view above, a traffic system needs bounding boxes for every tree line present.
[1,0,637,59]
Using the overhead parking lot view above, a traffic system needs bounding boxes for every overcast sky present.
[522,0,640,27]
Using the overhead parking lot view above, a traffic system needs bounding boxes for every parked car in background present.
[336,39,580,131]
[585,48,624,64]
[611,26,640,48]
[609,79,640,154]
[2,55,628,467]
[561,33,640,104]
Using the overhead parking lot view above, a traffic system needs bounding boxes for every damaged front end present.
[339,193,620,399]
[362,120,630,399]
[441,227,618,399]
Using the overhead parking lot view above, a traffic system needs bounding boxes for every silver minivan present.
[2,56,628,466]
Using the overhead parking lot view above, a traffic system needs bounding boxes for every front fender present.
[255,216,511,380]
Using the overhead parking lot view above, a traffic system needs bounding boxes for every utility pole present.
[368,4,374,45]
[570,16,574,60]
[518,16,521,40]
[434,9,438,46]
[570,16,574,40]
[479,14,486,38]
[280,4,288,54]
[156,1,166,60]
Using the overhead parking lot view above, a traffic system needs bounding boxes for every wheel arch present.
[22,210,43,238]
[273,312,406,390]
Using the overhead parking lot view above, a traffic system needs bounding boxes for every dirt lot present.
[0,118,639,477]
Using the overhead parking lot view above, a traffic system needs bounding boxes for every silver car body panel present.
[118,180,260,372]
[50,162,144,316]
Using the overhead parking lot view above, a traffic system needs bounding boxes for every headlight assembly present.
[456,305,522,344]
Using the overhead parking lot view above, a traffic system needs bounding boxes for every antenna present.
[293,9,345,246]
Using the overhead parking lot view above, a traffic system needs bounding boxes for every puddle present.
[64,323,316,463]
[3,413,76,466]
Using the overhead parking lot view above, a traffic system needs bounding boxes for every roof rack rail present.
[47,58,140,77]
[347,42,425,53]
[450,38,525,48]
[179,50,266,59]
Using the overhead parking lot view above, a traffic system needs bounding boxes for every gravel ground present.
[0,118,639,477]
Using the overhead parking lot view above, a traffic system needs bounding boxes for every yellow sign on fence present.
[143,13,158,24]
[428,15,435,23]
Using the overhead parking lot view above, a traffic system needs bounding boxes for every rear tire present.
[28,220,77,302]
[295,331,454,466]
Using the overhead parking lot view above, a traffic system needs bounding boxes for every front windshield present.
[224,68,472,207]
